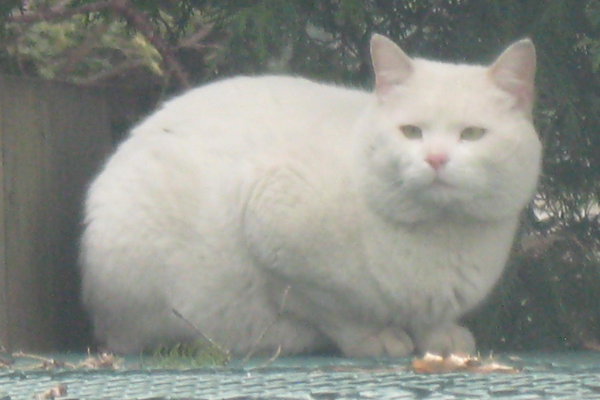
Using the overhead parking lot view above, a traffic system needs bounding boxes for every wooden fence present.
[0,75,150,351]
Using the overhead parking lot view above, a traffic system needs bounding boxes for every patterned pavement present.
[2,352,600,399]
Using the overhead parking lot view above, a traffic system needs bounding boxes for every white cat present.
[81,34,541,357]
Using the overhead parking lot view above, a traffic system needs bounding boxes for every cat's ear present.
[489,39,537,114]
[370,34,413,98]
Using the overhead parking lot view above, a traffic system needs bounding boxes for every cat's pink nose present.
[426,153,449,171]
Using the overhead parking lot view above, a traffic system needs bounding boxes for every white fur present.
[81,35,541,357]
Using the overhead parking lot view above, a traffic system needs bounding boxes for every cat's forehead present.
[380,58,512,121]
[410,58,491,90]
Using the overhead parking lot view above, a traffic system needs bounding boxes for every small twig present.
[12,351,76,369]
[11,350,121,370]
[171,308,231,358]
[243,285,291,362]
[269,344,282,362]
[255,344,282,369]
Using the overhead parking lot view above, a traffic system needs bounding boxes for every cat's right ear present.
[489,39,537,114]
[370,34,413,99]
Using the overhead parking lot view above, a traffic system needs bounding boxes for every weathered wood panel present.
[0,75,113,351]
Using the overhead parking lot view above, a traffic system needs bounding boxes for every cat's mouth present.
[418,176,461,205]
[430,175,455,189]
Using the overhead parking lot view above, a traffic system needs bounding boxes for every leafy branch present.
[8,0,202,87]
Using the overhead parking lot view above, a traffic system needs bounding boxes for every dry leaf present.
[582,339,600,352]
[35,383,67,399]
[412,352,519,374]
[78,352,122,369]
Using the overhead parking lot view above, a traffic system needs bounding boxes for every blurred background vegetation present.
[1,0,599,353]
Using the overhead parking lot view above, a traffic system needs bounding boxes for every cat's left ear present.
[489,39,537,114]
[370,34,414,99]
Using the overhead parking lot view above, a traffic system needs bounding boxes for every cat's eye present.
[460,126,487,141]
[400,125,423,139]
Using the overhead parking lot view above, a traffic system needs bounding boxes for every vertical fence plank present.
[0,76,51,350]
[0,75,113,351]
[0,77,8,349]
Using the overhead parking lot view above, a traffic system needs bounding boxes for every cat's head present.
[360,34,542,223]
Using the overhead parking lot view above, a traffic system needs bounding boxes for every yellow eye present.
[460,126,487,141]
[400,125,423,139]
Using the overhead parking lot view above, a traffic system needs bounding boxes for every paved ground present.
[2,352,600,399]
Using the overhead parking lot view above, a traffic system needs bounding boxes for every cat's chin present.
[412,176,468,208]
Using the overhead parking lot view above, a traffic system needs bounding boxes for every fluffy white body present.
[81,35,541,357]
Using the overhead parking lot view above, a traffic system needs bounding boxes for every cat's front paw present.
[415,324,475,355]
[338,327,415,358]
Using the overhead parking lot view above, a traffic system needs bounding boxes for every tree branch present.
[110,0,190,88]
[9,1,115,23]
[9,0,191,88]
